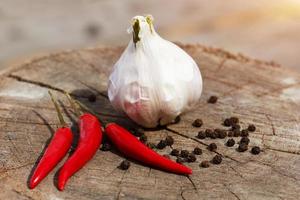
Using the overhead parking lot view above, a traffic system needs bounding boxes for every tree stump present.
[0,44,299,200]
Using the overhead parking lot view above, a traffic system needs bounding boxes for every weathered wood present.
[0,44,299,200]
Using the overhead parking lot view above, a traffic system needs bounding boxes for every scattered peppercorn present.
[218,130,227,139]
[174,116,181,124]
[208,95,218,104]
[163,154,171,159]
[241,129,249,137]
[119,160,130,170]
[101,143,112,151]
[210,131,218,139]
[233,129,241,137]
[205,129,213,138]
[248,124,256,132]
[165,136,174,146]
[251,146,261,155]
[200,160,210,168]
[223,118,231,127]
[227,131,234,137]
[212,155,222,164]
[156,140,167,149]
[197,131,206,139]
[240,137,250,145]
[230,117,239,125]
[170,149,180,156]
[193,147,202,155]
[192,119,203,127]
[88,94,97,102]
[147,142,156,149]
[231,124,241,131]
[208,143,217,151]
[238,143,248,152]
[176,157,185,164]
[226,138,235,147]
[180,150,189,158]
[187,153,197,162]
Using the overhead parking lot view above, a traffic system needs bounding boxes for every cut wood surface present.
[0,44,299,200]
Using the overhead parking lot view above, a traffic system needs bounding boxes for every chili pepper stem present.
[48,91,67,127]
[65,92,81,117]
[64,92,105,125]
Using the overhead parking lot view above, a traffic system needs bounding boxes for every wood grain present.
[0,44,299,200]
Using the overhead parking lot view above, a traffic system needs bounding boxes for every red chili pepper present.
[58,113,102,191]
[105,123,192,175]
[29,91,73,189]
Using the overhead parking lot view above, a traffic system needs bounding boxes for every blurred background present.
[0,0,299,70]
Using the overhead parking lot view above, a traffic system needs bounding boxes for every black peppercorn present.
[192,119,203,127]
[213,129,221,138]
[223,118,231,127]
[251,146,261,155]
[197,131,206,139]
[180,150,190,158]
[248,124,256,132]
[88,94,97,102]
[193,147,202,155]
[187,153,197,162]
[205,129,213,138]
[119,160,130,170]
[101,143,112,151]
[233,129,241,137]
[238,143,248,152]
[156,140,167,149]
[212,155,222,164]
[226,138,235,147]
[170,149,180,156]
[218,130,227,139]
[230,117,239,125]
[200,160,210,168]
[240,137,250,145]
[227,131,234,137]
[210,131,218,139]
[241,129,249,137]
[208,95,218,104]
[165,136,174,146]
[231,124,241,131]
[208,143,217,151]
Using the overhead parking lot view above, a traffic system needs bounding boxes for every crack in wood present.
[0,162,34,174]
[0,116,60,126]
[265,147,300,155]
[223,184,241,200]
[8,74,66,93]
[265,114,276,136]
[12,189,34,200]
[225,163,246,180]
[216,58,227,72]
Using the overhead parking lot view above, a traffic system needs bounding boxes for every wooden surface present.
[0,44,299,200]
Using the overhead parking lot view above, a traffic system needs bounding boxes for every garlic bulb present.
[108,15,203,128]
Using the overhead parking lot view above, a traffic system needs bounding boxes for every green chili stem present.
[48,91,67,127]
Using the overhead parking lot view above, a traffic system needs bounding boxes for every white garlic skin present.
[108,15,203,128]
